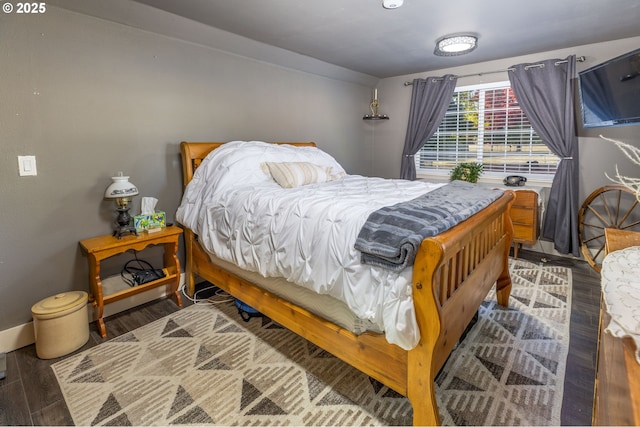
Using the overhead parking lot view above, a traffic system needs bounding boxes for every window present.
[415,81,559,180]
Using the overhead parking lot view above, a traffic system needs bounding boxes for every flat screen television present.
[578,48,640,128]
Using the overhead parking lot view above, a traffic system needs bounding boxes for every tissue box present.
[134,211,166,233]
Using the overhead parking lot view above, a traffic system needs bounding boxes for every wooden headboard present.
[179,141,316,189]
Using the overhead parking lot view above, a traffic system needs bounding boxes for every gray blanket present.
[354,180,503,271]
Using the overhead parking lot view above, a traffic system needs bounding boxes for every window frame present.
[414,81,558,185]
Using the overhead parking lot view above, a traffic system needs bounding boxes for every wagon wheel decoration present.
[579,184,640,272]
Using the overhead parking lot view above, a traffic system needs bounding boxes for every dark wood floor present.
[0,249,601,426]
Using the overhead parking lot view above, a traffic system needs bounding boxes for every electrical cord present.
[120,250,164,287]
[120,249,233,305]
[120,250,148,286]
[180,283,234,305]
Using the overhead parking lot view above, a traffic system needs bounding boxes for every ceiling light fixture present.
[434,35,478,56]
[382,0,403,9]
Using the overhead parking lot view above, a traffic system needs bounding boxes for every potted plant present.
[450,162,484,183]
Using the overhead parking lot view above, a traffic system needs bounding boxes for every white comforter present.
[176,141,444,349]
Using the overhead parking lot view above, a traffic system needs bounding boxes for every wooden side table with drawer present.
[510,189,540,258]
[79,226,183,338]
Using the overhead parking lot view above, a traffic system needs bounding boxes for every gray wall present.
[0,5,374,333]
[372,37,640,205]
[2,3,639,337]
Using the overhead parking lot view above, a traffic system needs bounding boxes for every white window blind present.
[415,81,559,180]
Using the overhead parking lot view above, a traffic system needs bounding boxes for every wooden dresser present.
[593,228,640,425]
[510,189,540,258]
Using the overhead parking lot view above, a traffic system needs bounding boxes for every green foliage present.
[450,162,484,183]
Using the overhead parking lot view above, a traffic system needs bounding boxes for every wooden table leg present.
[96,317,106,338]
[88,253,107,338]
[163,240,183,308]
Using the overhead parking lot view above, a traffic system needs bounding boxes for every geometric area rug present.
[436,258,571,426]
[52,258,571,426]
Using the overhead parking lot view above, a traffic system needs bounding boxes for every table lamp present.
[104,172,139,239]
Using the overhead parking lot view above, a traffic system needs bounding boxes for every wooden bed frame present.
[179,141,515,425]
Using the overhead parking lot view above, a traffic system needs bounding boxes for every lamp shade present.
[104,172,138,199]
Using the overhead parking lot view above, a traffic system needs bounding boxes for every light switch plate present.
[18,155,37,176]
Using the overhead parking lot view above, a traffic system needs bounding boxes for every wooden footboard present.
[179,141,514,425]
[408,190,513,425]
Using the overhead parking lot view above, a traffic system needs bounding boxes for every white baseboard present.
[0,273,186,353]
[0,322,35,354]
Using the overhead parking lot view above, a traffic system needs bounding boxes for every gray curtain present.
[400,75,457,180]
[508,55,580,256]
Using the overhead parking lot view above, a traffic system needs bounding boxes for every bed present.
[178,140,515,425]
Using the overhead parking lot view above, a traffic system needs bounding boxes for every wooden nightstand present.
[510,189,540,258]
[79,226,183,338]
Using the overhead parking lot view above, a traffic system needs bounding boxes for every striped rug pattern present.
[52,258,571,425]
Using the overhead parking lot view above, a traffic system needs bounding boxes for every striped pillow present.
[262,161,340,188]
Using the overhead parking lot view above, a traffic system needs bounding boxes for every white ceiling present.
[127,0,640,78]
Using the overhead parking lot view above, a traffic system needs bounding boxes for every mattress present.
[203,250,383,335]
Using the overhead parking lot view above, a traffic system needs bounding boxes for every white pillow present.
[191,141,347,194]
[262,161,343,188]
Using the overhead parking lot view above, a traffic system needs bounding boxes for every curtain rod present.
[403,55,586,86]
